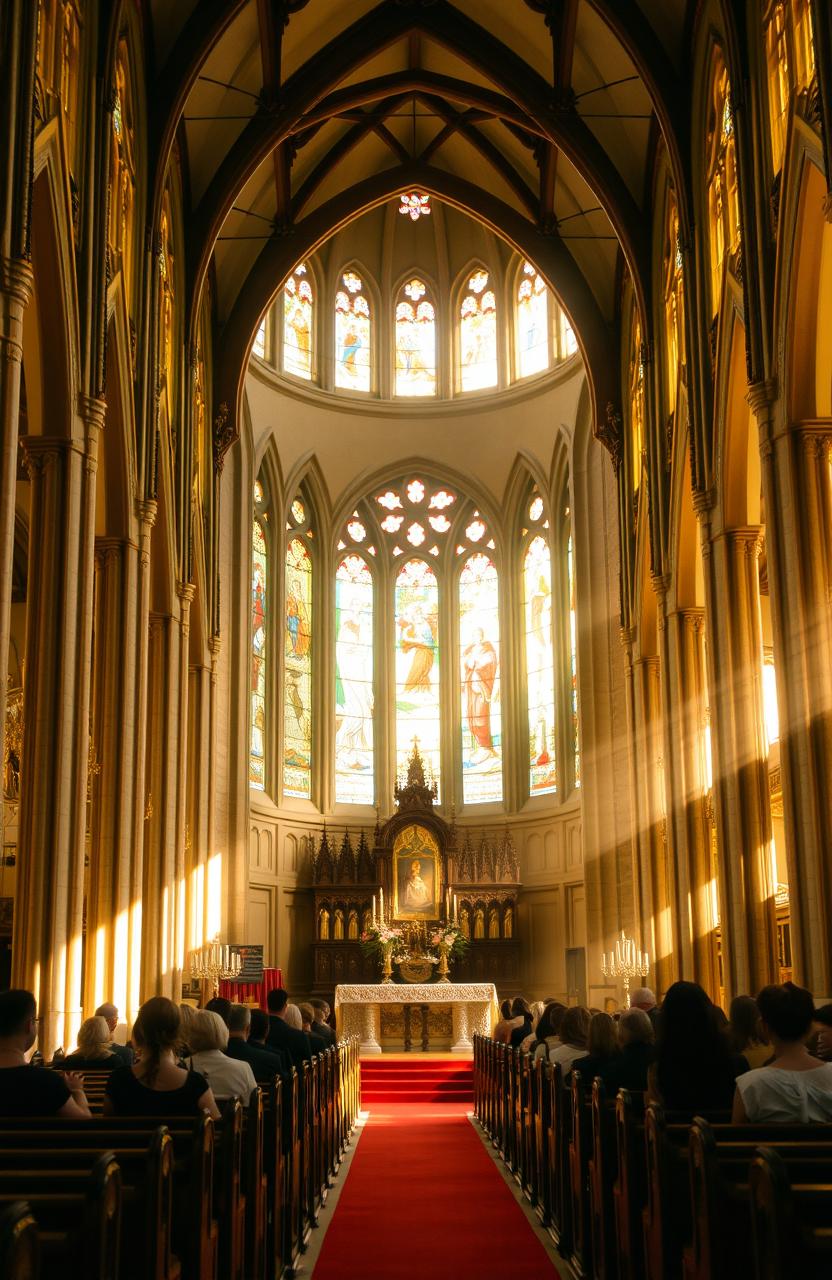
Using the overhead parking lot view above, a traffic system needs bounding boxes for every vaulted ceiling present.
[146,0,690,427]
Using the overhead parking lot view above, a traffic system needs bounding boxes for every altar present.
[334,982,500,1054]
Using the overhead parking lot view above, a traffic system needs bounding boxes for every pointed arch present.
[393,273,437,398]
[334,552,375,804]
[458,550,502,803]
[455,261,498,393]
[394,557,441,792]
[334,262,374,393]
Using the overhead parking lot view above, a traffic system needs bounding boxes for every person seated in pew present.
[298,1003,330,1054]
[248,1008,291,1072]
[180,1006,256,1104]
[572,1011,619,1081]
[61,1015,121,1072]
[310,999,337,1047]
[94,1003,134,1065]
[104,996,221,1118]
[225,1003,288,1080]
[0,989,92,1118]
[517,1002,548,1052]
[728,994,772,1068]
[594,1007,655,1093]
[492,999,519,1044]
[266,989,313,1067]
[531,1002,566,1059]
[544,1006,591,1071]
[648,981,748,1113]
[508,998,534,1049]
[811,1003,832,1062]
[733,982,832,1124]
[204,996,232,1027]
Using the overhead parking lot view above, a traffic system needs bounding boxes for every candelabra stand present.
[380,944,394,984]
[189,934,242,997]
[436,941,451,983]
[601,930,650,1008]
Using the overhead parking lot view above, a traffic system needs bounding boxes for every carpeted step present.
[360,1058,473,1105]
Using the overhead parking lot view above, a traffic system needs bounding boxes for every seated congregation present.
[477,980,832,1279]
[0,986,358,1280]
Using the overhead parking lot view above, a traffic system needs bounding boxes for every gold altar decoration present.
[189,934,242,996]
[601,930,650,1007]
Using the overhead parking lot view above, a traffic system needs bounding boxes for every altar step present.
[360,1059,473,1104]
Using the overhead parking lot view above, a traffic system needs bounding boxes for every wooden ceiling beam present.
[416,97,538,218]
[292,96,411,217]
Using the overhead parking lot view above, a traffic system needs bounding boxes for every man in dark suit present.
[311,999,336,1047]
[225,1003,290,1078]
[249,1009,291,1066]
[95,1002,134,1065]
[266,988,312,1067]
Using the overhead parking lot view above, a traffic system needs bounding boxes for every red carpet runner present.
[312,1094,558,1278]
[360,1057,474,1104]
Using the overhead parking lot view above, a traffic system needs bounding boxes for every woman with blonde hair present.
[62,1016,120,1071]
[183,1006,256,1104]
[104,996,220,1118]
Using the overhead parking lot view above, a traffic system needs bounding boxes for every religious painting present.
[284,537,312,797]
[524,534,557,795]
[395,558,440,796]
[335,554,374,805]
[459,553,502,804]
[516,261,549,379]
[459,268,497,392]
[395,278,437,397]
[335,270,371,392]
[283,263,313,380]
[250,514,267,789]
[392,824,440,921]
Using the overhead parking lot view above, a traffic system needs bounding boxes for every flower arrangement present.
[430,924,468,961]
[360,922,409,963]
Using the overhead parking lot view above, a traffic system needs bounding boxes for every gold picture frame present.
[392,823,441,921]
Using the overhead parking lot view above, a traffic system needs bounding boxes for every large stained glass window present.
[524,533,557,795]
[516,262,549,379]
[284,537,312,797]
[629,307,645,494]
[459,268,497,392]
[395,559,440,793]
[283,263,313,379]
[250,501,267,789]
[395,277,436,396]
[705,52,740,315]
[568,533,580,787]
[459,553,502,803]
[335,269,371,392]
[335,554,374,804]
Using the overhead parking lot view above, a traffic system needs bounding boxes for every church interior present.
[1,1,832,1277]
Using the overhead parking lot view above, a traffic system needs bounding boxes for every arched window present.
[515,261,549,379]
[663,190,685,416]
[629,307,645,495]
[705,52,741,314]
[335,554,374,804]
[253,317,268,360]
[284,499,313,798]
[524,517,557,796]
[157,191,176,417]
[109,39,137,318]
[395,277,437,396]
[459,268,497,392]
[459,553,502,803]
[568,532,580,786]
[250,482,268,789]
[395,558,440,792]
[283,263,313,380]
[555,304,578,361]
[335,269,371,392]
[764,1,817,173]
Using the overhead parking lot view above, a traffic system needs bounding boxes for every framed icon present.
[392,823,441,921]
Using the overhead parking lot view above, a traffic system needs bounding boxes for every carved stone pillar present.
[0,259,32,769]
[13,422,100,1055]
[663,608,720,998]
[630,654,674,997]
[187,654,213,952]
[702,518,778,997]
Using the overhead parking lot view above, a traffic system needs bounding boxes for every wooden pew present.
[0,1127,175,1280]
[750,1145,832,1280]
[588,1078,618,1280]
[568,1069,594,1278]
[0,1152,121,1280]
[613,1088,647,1280]
[0,1201,40,1280]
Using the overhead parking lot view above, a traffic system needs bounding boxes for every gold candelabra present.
[601,930,650,1007]
[189,934,242,996]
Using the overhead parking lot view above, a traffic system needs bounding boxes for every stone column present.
[662,607,720,998]
[13,419,100,1056]
[187,656,213,951]
[0,259,32,767]
[701,515,778,997]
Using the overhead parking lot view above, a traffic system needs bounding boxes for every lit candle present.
[453,894,458,923]
[372,895,376,926]
[644,952,650,972]
[615,938,621,964]
[379,887,384,920]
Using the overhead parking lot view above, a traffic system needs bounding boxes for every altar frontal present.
[334,982,500,1053]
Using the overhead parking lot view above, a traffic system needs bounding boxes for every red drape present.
[218,966,283,1008]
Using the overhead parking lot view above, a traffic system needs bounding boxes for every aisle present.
[310,1102,561,1279]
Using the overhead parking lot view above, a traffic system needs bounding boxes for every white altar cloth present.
[334,982,500,1054]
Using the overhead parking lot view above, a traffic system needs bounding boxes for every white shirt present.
[548,1044,589,1071]
[189,1049,256,1103]
[736,1062,832,1123]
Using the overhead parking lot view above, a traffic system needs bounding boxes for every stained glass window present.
[250,516,267,788]
[395,559,440,794]
[459,554,502,803]
[335,269,371,392]
[568,534,580,787]
[283,263,313,380]
[629,309,645,494]
[284,538,312,797]
[705,53,740,315]
[516,262,549,379]
[556,305,578,360]
[664,191,684,416]
[459,268,497,392]
[253,318,267,359]
[335,555,374,804]
[524,534,557,795]
[395,277,436,396]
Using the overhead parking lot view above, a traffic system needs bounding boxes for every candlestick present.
[600,930,650,1007]
[372,894,376,926]
[379,886,384,922]
[453,894,458,923]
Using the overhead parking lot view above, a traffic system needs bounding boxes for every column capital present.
[692,486,717,518]
[720,525,764,557]
[136,498,157,530]
[177,581,195,605]
[19,434,80,477]
[746,378,778,419]
[0,257,34,309]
